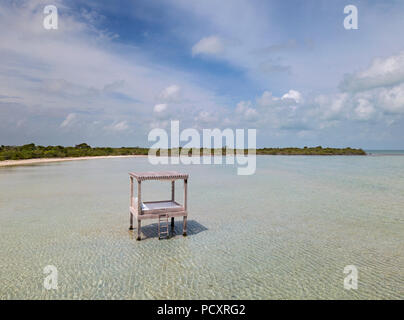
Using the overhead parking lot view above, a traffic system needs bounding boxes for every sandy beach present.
[0,155,147,167]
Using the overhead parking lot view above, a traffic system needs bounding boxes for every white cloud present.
[105,121,129,132]
[235,101,251,113]
[158,85,181,102]
[332,51,404,121]
[153,103,167,113]
[0,1,226,146]
[194,110,217,124]
[257,90,302,108]
[60,113,77,128]
[360,53,404,78]
[244,107,258,121]
[257,91,279,107]
[282,90,302,104]
[377,83,404,114]
[354,98,376,121]
[234,92,302,129]
[192,36,224,56]
[235,101,258,121]
[340,51,404,92]
[313,93,349,121]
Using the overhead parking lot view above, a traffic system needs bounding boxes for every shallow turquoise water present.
[0,156,403,299]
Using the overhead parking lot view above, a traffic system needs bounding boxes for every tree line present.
[0,143,366,161]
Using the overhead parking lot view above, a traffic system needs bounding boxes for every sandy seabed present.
[0,155,402,299]
[0,155,147,167]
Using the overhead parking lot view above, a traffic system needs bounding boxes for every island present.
[0,143,366,162]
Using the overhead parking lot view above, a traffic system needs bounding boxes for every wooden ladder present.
[158,213,169,239]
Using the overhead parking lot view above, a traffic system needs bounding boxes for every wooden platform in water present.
[129,171,188,240]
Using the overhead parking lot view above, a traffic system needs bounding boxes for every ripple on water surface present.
[0,156,403,299]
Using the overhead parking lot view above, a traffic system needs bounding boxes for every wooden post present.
[183,178,188,236]
[137,219,141,241]
[129,176,134,230]
[137,180,141,214]
[171,180,175,229]
[129,213,134,230]
[183,216,187,236]
[137,180,142,240]
[130,177,134,206]
[184,179,188,211]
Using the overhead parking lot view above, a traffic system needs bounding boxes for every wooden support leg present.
[136,220,141,241]
[129,212,133,230]
[183,178,188,237]
[183,216,187,236]
[129,176,134,230]
[171,217,174,229]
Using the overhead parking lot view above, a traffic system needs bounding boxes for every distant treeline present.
[0,143,366,161]
[254,146,366,155]
[0,143,148,161]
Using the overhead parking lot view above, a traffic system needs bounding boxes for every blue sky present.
[1,0,404,148]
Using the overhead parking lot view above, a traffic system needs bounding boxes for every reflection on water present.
[0,156,403,299]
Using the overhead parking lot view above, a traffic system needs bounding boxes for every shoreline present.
[0,155,147,167]
[1,152,378,168]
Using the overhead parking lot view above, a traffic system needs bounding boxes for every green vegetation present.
[255,146,366,155]
[0,143,148,161]
[0,143,366,161]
